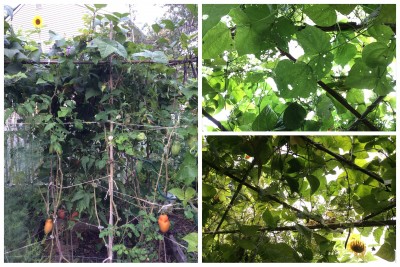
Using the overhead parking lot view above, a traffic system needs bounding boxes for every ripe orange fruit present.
[70,211,79,221]
[158,214,170,233]
[57,209,66,219]
[44,218,53,235]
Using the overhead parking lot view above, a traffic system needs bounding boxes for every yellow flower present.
[32,15,44,28]
[346,233,366,257]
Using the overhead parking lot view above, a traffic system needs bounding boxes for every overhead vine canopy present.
[202,136,396,262]
[202,4,396,131]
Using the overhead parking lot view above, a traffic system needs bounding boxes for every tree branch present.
[301,136,389,187]
[204,159,326,227]
[203,220,396,235]
[347,96,385,130]
[298,22,396,34]
[278,48,379,131]
[362,202,396,221]
[202,108,228,131]
[213,159,257,236]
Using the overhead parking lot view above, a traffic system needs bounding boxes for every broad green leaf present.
[262,209,277,228]
[307,52,333,80]
[57,107,70,118]
[168,188,185,201]
[93,4,107,9]
[368,25,394,42]
[202,5,238,37]
[297,26,331,55]
[252,106,278,131]
[44,122,56,133]
[345,59,378,89]
[274,60,317,98]
[283,103,307,130]
[161,19,175,31]
[304,5,337,26]
[91,38,127,59]
[331,4,357,15]
[270,16,296,52]
[85,88,101,101]
[182,233,198,253]
[132,50,168,64]
[260,243,300,262]
[375,242,395,262]
[202,184,217,200]
[238,239,256,250]
[306,175,320,196]
[185,187,197,200]
[334,43,357,66]
[362,42,394,68]
[346,88,365,104]
[151,24,162,33]
[294,223,312,241]
[239,225,260,236]
[202,22,232,59]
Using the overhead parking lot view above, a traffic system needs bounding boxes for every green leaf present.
[93,4,107,9]
[57,107,70,118]
[202,5,237,37]
[185,187,197,200]
[238,239,256,250]
[304,5,337,26]
[368,25,394,42]
[335,43,357,66]
[345,59,378,89]
[283,103,307,130]
[202,183,217,199]
[274,60,317,98]
[85,88,101,101]
[91,38,127,59]
[202,22,233,59]
[182,233,198,253]
[252,106,278,131]
[161,19,175,31]
[151,24,162,34]
[44,122,56,133]
[239,225,260,236]
[294,223,312,242]
[362,42,394,68]
[262,210,277,228]
[346,89,365,104]
[297,26,331,55]
[306,175,320,196]
[331,4,357,15]
[132,50,168,64]
[168,188,185,201]
[375,242,395,262]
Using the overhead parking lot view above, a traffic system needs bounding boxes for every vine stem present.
[203,220,396,235]
[107,21,115,263]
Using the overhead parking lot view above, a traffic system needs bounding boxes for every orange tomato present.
[70,211,79,221]
[158,214,170,233]
[44,218,53,235]
[57,209,66,219]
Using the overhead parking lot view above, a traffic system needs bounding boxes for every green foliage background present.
[202,136,396,262]
[202,4,396,131]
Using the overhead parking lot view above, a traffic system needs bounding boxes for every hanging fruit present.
[57,209,66,219]
[158,214,170,233]
[44,218,53,235]
[70,211,79,222]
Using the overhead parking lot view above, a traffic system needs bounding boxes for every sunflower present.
[32,15,44,28]
[346,233,366,257]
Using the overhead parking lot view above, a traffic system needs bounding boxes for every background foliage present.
[202,136,396,262]
[202,4,396,131]
[4,4,198,263]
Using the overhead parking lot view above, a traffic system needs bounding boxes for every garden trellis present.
[5,3,198,263]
